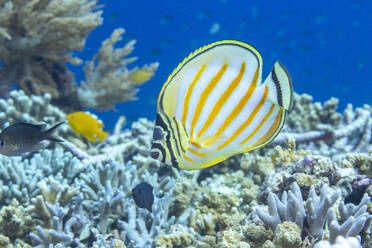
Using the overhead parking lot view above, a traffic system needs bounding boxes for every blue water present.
[72,0,372,130]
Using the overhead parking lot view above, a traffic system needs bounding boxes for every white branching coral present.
[255,182,371,243]
[78,28,159,110]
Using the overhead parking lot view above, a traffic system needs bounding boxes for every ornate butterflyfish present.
[151,40,293,170]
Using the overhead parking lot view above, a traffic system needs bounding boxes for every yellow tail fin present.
[96,130,108,142]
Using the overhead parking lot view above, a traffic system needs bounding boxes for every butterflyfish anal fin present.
[263,61,293,111]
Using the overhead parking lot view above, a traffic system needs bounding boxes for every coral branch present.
[77,28,159,110]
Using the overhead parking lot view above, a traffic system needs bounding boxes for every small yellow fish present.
[129,68,154,84]
[151,40,293,170]
[66,112,108,142]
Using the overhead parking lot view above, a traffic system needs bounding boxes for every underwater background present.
[73,0,372,130]
[0,0,372,247]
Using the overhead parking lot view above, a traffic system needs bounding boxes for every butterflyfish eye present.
[0,140,4,146]
[150,148,163,162]
[151,150,159,159]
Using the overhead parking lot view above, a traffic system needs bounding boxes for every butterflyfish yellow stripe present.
[182,64,207,125]
[190,139,203,149]
[213,64,260,139]
[197,62,246,139]
[187,147,207,156]
[190,63,228,136]
[217,85,269,150]
[250,108,283,147]
[183,155,193,162]
[240,103,275,144]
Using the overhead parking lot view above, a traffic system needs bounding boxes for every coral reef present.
[78,28,159,110]
[0,90,67,130]
[273,94,372,160]
[0,0,158,111]
[255,181,371,245]
[0,93,370,247]
[314,236,362,248]
[1,4,372,245]
[0,0,103,103]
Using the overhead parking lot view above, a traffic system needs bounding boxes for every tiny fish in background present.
[209,22,221,35]
[129,68,155,84]
[66,111,108,143]
[0,122,64,156]
[151,40,293,170]
[132,182,154,212]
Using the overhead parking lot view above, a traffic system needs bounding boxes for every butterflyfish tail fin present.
[262,61,293,111]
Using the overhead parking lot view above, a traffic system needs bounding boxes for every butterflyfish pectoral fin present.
[262,61,293,111]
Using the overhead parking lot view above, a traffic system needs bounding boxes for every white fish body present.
[151,40,293,170]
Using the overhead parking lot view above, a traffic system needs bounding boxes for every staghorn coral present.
[29,203,74,248]
[0,148,82,205]
[306,184,340,238]
[63,117,161,171]
[314,236,362,248]
[257,139,358,201]
[118,184,176,248]
[0,147,178,247]
[273,97,372,160]
[77,28,159,110]
[0,87,371,247]
[0,89,84,150]
[256,182,306,231]
[327,193,372,243]
[0,90,68,130]
[286,93,342,131]
[255,182,371,244]
[0,0,103,103]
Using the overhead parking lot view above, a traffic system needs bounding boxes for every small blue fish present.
[0,122,64,156]
[132,182,154,212]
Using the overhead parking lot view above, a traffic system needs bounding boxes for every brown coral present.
[0,0,103,103]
